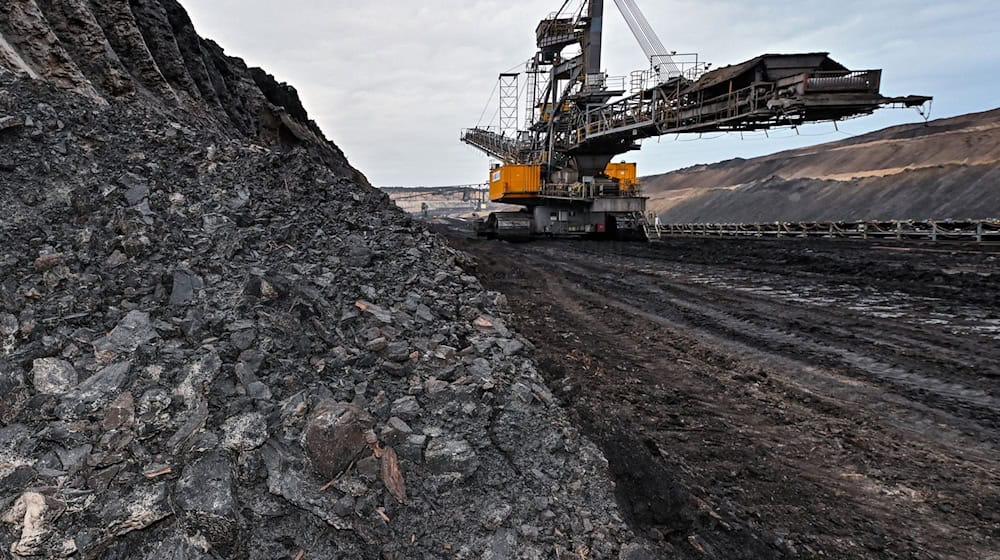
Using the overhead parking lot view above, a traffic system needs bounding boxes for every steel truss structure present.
[460,0,932,240]
[498,73,520,136]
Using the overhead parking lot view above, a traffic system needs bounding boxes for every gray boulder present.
[175,450,239,548]
[425,436,479,480]
[31,358,77,395]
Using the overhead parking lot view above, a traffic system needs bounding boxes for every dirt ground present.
[448,230,1000,560]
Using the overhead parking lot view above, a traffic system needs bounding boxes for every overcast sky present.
[184,0,1000,186]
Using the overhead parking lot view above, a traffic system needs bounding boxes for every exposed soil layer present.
[451,231,1000,559]
[642,108,1000,222]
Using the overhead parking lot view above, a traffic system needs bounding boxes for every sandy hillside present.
[643,108,1000,222]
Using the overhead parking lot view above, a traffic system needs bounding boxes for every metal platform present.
[462,53,931,168]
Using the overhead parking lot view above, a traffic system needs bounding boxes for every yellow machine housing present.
[489,164,542,201]
[489,162,639,202]
[537,102,574,123]
[605,162,638,190]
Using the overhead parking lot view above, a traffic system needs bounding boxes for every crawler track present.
[452,234,1000,559]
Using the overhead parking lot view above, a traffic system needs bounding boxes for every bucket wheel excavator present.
[461,0,931,240]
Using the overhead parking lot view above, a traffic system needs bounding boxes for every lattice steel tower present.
[498,73,519,137]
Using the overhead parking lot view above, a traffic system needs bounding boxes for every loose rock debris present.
[0,1,648,557]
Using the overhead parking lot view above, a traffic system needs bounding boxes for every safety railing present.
[571,79,776,145]
[539,183,643,199]
[536,16,578,48]
[461,127,540,164]
[653,220,1000,242]
[560,66,888,150]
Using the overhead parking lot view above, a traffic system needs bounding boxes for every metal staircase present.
[637,212,661,241]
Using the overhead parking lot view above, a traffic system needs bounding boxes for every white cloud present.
[183,0,1000,185]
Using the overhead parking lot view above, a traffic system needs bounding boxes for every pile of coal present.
[0,1,651,558]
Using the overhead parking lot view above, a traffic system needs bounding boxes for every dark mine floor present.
[450,232,1000,560]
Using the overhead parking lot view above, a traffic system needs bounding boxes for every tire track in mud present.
[554,273,1000,467]
[454,235,1000,560]
[529,246,1000,440]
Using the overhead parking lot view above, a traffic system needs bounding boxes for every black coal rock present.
[0,1,647,557]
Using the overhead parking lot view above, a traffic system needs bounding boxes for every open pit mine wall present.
[642,109,1000,223]
[0,0,364,183]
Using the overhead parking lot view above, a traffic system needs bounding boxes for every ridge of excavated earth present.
[0,1,656,558]
[644,108,1000,222]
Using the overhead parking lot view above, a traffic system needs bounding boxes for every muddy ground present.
[448,229,1000,560]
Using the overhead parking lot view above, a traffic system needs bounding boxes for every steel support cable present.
[639,26,677,75]
[554,0,572,19]
[477,58,533,129]
[502,59,532,75]
[617,0,658,58]
[629,0,678,74]
[625,0,667,54]
[476,79,500,128]
[612,0,679,74]
[540,0,572,37]
[613,0,654,57]
[487,105,501,129]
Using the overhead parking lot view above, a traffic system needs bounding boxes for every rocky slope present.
[0,2,650,559]
[643,108,1000,223]
[0,0,357,177]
